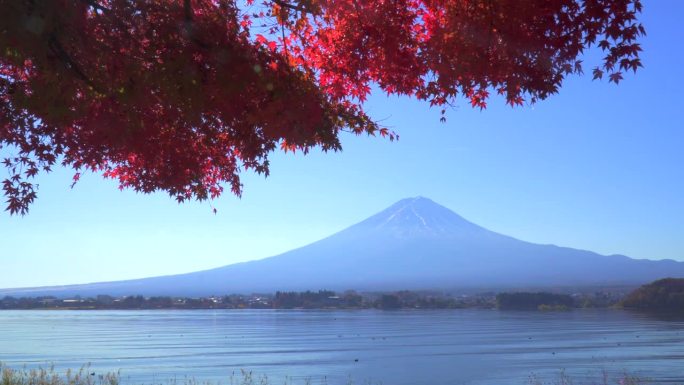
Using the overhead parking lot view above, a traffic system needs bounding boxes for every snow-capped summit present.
[347,196,488,237]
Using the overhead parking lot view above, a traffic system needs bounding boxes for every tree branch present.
[181,0,211,49]
[79,0,111,14]
[47,34,99,91]
[272,0,313,14]
[184,0,194,21]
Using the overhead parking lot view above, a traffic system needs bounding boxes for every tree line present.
[0,290,489,310]
[0,287,637,311]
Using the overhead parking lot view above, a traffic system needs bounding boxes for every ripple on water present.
[1,309,684,385]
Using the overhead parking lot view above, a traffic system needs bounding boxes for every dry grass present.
[528,369,649,385]
[0,364,658,385]
[1,365,119,385]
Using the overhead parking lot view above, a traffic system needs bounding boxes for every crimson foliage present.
[0,0,643,214]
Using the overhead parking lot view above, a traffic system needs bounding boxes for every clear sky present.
[1,1,682,289]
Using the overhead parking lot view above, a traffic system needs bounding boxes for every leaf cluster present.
[1,0,643,214]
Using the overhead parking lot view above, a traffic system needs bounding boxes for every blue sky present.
[1,1,683,289]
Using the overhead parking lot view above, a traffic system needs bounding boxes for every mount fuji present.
[3,197,683,297]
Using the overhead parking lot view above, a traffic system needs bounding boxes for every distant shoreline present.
[4,283,680,316]
[0,288,628,311]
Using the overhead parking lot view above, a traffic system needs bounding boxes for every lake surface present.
[1,309,684,385]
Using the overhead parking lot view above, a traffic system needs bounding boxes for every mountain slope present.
[3,197,683,297]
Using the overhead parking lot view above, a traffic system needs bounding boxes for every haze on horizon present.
[1,1,683,289]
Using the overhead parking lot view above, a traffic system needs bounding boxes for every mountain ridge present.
[2,197,683,297]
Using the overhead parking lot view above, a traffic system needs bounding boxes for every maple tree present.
[1,0,643,214]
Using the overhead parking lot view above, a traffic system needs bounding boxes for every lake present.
[1,309,683,385]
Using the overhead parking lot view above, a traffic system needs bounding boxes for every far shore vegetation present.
[620,278,684,313]
[1,278,681,312]
[495,292,575,311]
[0,289,625,311]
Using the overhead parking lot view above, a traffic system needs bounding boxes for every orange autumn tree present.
[0,0,643,214]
